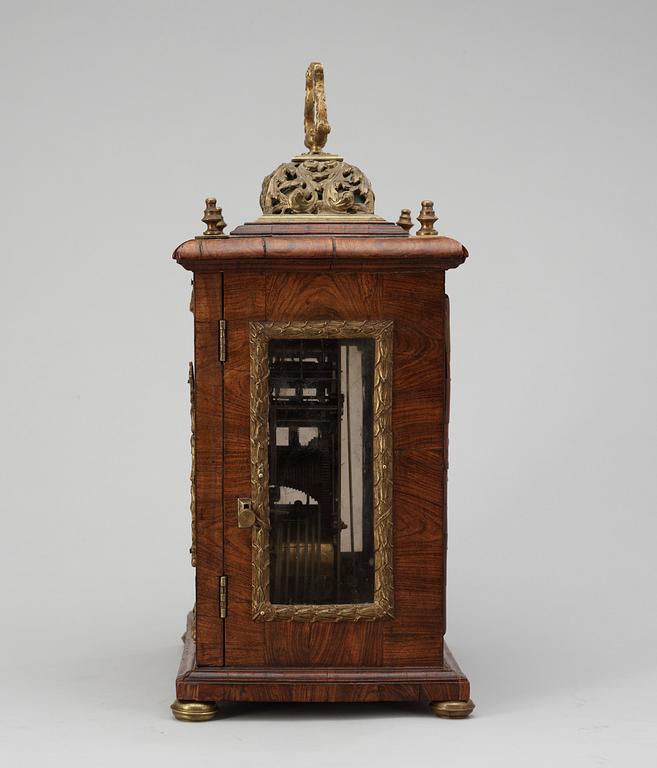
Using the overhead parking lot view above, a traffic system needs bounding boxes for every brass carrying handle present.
[304,62,331,153]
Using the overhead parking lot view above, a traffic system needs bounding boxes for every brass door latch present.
[237,498,255,528]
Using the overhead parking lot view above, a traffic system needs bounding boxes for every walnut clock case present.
[170,63,473,722]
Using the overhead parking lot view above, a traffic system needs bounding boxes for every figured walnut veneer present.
[174,227,471,707]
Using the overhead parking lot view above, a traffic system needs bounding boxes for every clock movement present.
[170,63,473,721]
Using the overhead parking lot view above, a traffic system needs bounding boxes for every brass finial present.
[396,208,413,232]
[416,200,438,236]
[197,198,227,239]
[304,62,331,153]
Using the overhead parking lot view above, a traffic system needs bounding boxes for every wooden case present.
[171,223,472,716]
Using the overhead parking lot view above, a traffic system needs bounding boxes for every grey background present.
[1,1,656,765]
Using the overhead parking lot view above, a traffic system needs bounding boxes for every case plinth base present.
[173,613,472,716]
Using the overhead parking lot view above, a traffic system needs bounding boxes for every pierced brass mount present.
[259,63,376,218]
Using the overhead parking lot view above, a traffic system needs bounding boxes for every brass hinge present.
[220,575,227,618]
[219,319,226,362]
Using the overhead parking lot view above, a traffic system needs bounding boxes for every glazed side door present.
[222,269,448,668]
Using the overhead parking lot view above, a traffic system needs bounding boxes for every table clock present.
[170,63,473,721]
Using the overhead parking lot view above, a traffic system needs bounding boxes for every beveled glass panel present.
[268,338,375,605]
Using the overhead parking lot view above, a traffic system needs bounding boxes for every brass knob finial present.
[197,198,227,239]
[304,62,331,153]
[416,200,438,236]
[396,208,413,232]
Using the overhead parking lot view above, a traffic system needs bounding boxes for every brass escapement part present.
[430,700,475,719]
[171,699,219,722]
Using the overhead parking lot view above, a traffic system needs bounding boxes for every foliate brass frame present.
[249,320,394,622]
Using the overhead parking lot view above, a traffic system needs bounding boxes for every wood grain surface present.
[259,272,385,667]
[222,273,267,665]
[175,234,468,272]
[192,273,224,665]
[176,611,470,702]
[182,229,469,702]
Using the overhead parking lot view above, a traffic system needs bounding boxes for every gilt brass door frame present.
[249,319,394,622]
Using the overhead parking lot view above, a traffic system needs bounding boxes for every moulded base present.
[173,612,472,714]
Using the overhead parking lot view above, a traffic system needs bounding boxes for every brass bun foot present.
[171,699,218,722]
[430,700,475,719]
